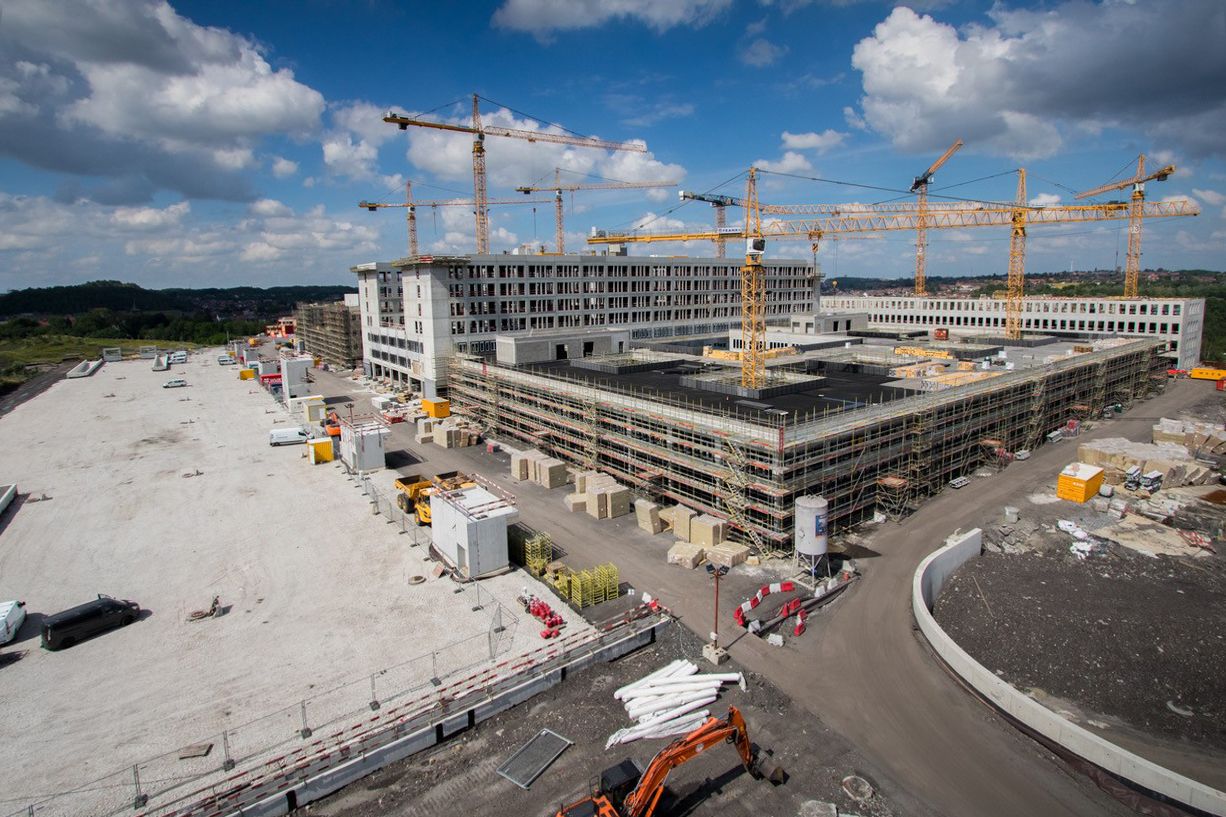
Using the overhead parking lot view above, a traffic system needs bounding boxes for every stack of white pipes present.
[605,660,746,749]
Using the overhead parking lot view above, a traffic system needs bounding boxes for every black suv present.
[41,594,141,650]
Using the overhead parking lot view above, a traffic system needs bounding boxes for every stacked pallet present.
[707,542,751,568]
[667,542,705,569]
[510,449,570,488]
[690,515,729,547]
[634,499,664,534]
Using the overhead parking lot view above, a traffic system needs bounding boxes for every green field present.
[0,335,201,391]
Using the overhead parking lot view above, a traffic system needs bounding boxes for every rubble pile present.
[1076,437,1217,488]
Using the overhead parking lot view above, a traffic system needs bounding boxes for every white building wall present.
[355,253,817,393]
[821,295,1204,370]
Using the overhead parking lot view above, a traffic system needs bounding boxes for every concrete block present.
[564,493,586,513]
[667,542,705,568]
[415,434,433,446]
[707,542,750,569]
[690,514,728,548]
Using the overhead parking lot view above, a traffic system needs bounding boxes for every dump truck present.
[392,470,476,525]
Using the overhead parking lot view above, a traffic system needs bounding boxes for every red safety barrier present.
[733,581,796,628]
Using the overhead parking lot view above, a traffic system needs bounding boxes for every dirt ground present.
[935,387,1226,756]
[310,623,895,817]
[936,546,1226,752]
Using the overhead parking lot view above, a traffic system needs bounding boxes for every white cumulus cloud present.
[781,129,847,153]
[739,38,788,67]
[848,2,1226,160]
[1028,193,1061,207]
[493,0,731,39]
[270,156,298,178]
[754,151,812,174]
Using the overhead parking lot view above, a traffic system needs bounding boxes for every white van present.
[169,350,188,364]
[269,428,309,446]
[163,378,187,389]
[216,355,235,365]
[1,600,26,645]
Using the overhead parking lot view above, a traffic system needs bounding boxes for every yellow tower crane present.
[588,193,1198,377]
[1075,154,1176,298]
[359,183,551,257]
[384,96,647,254]
[515,170,677,253]
[910,139,964,297]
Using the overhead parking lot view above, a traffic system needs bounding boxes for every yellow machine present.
[392,471,475,525]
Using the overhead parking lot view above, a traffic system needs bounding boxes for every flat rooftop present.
[527,359,909,419]
[0,354,578,816]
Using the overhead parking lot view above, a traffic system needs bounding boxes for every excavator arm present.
[555,707,769,817]
[621,706,760,817]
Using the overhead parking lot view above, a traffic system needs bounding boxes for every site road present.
[307,364,1205,817]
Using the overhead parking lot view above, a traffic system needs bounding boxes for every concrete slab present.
[0,352,588,816]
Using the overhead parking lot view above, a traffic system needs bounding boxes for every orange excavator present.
[553,706,781,817]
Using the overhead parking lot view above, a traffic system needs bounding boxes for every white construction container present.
[794,495,829,557]
[338,420,388,472]
[431,484,519,579]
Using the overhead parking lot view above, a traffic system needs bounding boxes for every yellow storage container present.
[238,368,256,381]
[307,438,334,464]
[1190,367,1226,381]
[422,398,451,419]
[1056,462,1105,503]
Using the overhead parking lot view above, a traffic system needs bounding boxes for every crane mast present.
[517,169,677,253]
[1076,154,1175,298]
[911,139,963,297]
[385,96,647,254]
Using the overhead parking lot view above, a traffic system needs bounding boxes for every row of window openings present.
[832,298,1183,317]
[874,314,1178,335]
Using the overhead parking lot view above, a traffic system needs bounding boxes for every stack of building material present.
[584,473,631,519]
[1152,418,1226,455]
[415,417,436,446]
[707,542,751,568]
[606,661,745,748]
[563,492,586,513]
[635,499,664,534]
[537,457,569,489]
[667,542,705,568]
[690,515,729,548]
[510,449,537,481]
[671,505,696,541]
[1077,437,1217,488]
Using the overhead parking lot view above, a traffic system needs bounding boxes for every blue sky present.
[1,0,1224,290]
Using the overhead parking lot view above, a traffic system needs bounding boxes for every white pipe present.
[612,660,685,701]
[607,710,711,749]
[626,690,715,721]
[620,680,727,700]
[635,672,741,689]
[638,695,718,726]
[641,713,709,740]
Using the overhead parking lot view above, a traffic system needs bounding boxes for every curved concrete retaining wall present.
[66,359,104,378]
[0,483,16,517]
[914,529,1226,817]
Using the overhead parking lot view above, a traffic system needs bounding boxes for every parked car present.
[1,600,26,645]
[216,355,235,365]
[41,595,140,650]
[269,427,309,446]
[163,378,187,389]
[169,350,188,364]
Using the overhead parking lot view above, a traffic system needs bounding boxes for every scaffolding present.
[447,339,1165,551]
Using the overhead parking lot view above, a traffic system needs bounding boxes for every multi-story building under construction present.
[447,336,1167,552]
[293,295,363,369]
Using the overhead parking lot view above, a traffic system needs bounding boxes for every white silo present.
[794,495,829,557]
